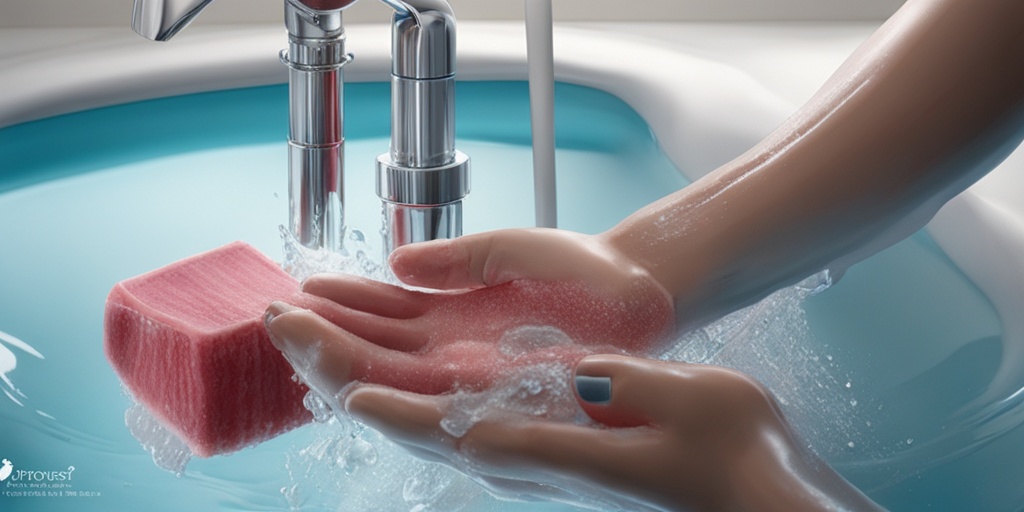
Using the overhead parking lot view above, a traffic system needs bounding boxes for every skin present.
[266,229,676,394]
[264,0,1024,509]
[341,355,882,512]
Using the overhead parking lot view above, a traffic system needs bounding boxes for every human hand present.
[340,354,881,512]
[264,228,675,395]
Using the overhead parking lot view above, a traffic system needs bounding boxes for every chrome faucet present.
[130,0,469,255]
[376,0,471,254]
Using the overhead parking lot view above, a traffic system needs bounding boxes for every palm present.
[298,273,675,395]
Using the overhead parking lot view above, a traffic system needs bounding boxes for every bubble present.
[340,438,378,473]
[440,361,580,439]
[498,325,573,359]
[303,390,334,423]
[402,465,450,504]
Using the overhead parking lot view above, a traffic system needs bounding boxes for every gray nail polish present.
[575,375,612,404]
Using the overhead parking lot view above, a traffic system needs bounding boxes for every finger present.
[291,294,426,352]
[573,354,761,428]
[573,354,691,428]
[460,414,662,491]
[345,382,661,498]
[387,232,496,290]
[302,273,428,319]
[473,473,594,505]
[343,384,455,455]
[264,303,453,395]
[390,228,612,292]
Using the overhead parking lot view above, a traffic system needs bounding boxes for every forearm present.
[605,0,1024,327]
[727,428,882,512]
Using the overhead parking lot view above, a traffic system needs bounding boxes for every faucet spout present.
[281,0,352,251]
[132,0,216,41]
[131,0,355,252]
[131,0,469,255]
[376,0,471,254]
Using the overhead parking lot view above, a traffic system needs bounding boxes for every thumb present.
[388,230,519,290]
[573,354,692,428]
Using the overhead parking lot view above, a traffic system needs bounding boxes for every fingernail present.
[575,375,612,404]
[264,311,332,397]
[262,308,352,409]
[264,301,298,327]
[264,305,317,365]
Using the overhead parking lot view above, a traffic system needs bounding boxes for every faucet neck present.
[131,0,215,41]
[389,0,457,79]
[285,0,346,39]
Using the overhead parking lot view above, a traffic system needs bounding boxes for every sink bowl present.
[2,22,1024,511]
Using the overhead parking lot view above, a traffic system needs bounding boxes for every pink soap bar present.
[104,241,312,457]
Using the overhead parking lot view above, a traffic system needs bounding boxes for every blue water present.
[0,81,1020,511]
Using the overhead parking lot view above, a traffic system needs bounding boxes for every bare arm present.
[606,0,1024,328]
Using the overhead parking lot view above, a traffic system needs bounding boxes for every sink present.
[2,22,1024,511]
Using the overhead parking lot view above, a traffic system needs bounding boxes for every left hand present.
[264,228,676,396]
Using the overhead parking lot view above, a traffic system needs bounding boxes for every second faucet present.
[376,0,472,254]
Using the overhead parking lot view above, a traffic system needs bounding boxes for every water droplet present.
[303,391,334,423]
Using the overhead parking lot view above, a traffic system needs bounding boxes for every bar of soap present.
[104,241,312,457]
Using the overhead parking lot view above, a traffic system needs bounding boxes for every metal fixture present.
[376,0,471,254]
[130,0,469,254]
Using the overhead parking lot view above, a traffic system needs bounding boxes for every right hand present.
[342,354,882,512]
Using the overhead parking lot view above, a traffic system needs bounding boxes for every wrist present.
[601,188,749,329]
[724,421,880,512]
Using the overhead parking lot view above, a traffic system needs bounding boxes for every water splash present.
[659,271,873,458]
[124,402,193,476]
[280,225,389,283]
[441,360,584,438]
[0,329,44,407]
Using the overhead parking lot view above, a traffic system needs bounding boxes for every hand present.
[341,354,882,512]
[265,228,675,395]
